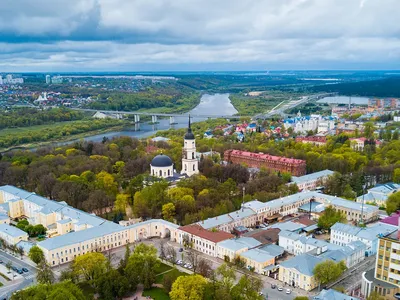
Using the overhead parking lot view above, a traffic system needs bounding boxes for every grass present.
[142,287,170,300]
[0,272,10,281]
[155,267,187,284]
[155,262,173,274]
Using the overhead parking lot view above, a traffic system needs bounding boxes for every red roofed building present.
[224,149,306,176]
[295,136,327,146]
[177,224,234,256]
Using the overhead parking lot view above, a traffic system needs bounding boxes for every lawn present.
[142,287,170,300]
[155,262,173,274]
[155,267,187,284]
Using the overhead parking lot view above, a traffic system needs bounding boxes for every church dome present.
[184,130,195,140]
[151,154,173,167]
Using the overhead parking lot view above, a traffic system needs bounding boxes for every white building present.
[290,170,335,191]
[356,183,400,207]
[283,114,336,134]
[46,75,51,84]
[330,222,396,255]
[181,117,199,176]
[150,154,174,178]
[216,237,261,261]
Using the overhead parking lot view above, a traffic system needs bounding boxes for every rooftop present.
[217,237,261,251]
[240,248,274,263]
[259,244,285,257]
[198,214,233,230]
[313,289,360,300]
[0,224,28,238]
[243,200,269,212]
[178,224,234,243]
[242,228,280,244]
[270,221,305,232]
[331,222,397,241]
[227,149,306,165]
[291,170,334,185]
[280,253,324,276]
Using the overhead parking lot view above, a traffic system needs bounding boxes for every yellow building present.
[240,248,275,274]
[362,232,400,299]
[278,253,322,291]
[0,224,28,246]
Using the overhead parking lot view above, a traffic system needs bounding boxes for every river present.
[48,93,237,147]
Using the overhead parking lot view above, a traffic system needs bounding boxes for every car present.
[12,266,17,272]
[17,269,23,274]
[0,259,3,264]
[178,248,183,252]
[271,284,276,289]
[277,286,283,291]
[22,268,28,272]
[176,260,183,265]
[286,289,291,294]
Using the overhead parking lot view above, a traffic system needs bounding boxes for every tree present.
[162,203,176,222]
[313,260,347,285]
[367,291,385,300]
[96,268,129,300]
[215,263,236,294]
[28,245,45,264]
[386,192,400,215]
[165,245,177,265]
[187,249,200,273]
[294,297,309,300]
[72,252,107,285]
[342,184,356,200]
[230,275,264,300]
[317,206,346,230]
[11,281,86,300]
[6,261,12,273]
[36,261,55,284]
[393,168,400,184]
[125,243,159,290]
[114,193,129,214]
[170,274,207,300]
[197,258,213,278]
[364,122,376,139]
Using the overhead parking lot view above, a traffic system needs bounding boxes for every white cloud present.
[0,0,398,70]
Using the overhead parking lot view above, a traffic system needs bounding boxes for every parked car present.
[17,269,23,274]
[286,289,291,294]
[277,286,283,291]
[12,266,17,272]
[179,248,183,252]
[22,268,28,272]
[271,284,276,289]
[0,259,3,264]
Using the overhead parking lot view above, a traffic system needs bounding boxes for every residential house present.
[216,237,261,261]
[0,224,28,246]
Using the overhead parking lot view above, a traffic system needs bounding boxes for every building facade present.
[181,117,199,176]
[224,149,306,176]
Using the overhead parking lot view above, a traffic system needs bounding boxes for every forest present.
[309,77,400,97]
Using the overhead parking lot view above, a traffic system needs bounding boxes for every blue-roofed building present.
[317,240,366,268]
[290,169,334,191]
[279,253,324,291]
[270,221,306,233]
[216,237,261,261]
[0,213,10,224]
[331,222,397,255]
[259,244,285,258]
[0,224,28,245]
[240,248,275,274]
[357,183,400,207]
[313,289,360,300]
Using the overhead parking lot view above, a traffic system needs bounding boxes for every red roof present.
[178,224,234,243]
[228,149,305,165]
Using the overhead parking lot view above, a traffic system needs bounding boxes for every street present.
[0,250,37,299]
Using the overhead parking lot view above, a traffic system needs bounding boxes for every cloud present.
[0,0,399,70]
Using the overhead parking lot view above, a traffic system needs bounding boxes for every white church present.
[150,117,199,180]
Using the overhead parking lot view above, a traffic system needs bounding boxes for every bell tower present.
[182,116,199,176]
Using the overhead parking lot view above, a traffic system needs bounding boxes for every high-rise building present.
[362,230,400,299]
[181,116,199,176]
[46,75,51,84]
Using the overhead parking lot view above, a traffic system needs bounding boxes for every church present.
[150,117,199,180]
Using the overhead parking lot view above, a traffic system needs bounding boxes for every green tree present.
[294,297,310,300]
[125,243,159,290]
[317,206,346,230]
[72,252,107,286]
[96,268,129,300]
[215,263,236,294]
[36,260,55,284]
[28,245,45,264]
[364,122,376,139]
[386,192,400,215]
[114,193,129,214]
[11,281,85,300]
[313,260,347,285]
[342,184,356,200]
[393,168,400,184]
[162,203,176,222]
[170,274,207,300]
[230,275,264,300]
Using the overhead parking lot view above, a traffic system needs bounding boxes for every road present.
[0,250,37,299]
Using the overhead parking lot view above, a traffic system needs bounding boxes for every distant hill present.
[309,76,400,97]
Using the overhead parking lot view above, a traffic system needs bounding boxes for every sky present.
[1,0,399,72]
